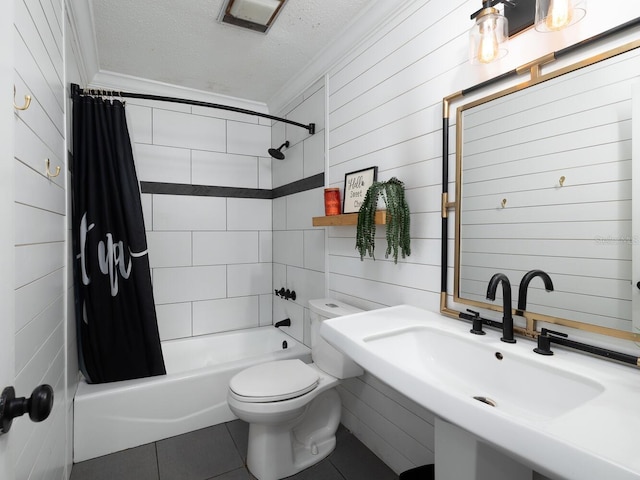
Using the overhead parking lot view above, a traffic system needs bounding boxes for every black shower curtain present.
[71,94,165,384]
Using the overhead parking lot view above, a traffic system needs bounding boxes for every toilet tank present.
[309,298,364,379]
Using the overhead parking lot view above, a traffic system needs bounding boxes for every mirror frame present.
[440,17,640,342]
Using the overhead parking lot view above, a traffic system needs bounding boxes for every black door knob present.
[0,385,54,434]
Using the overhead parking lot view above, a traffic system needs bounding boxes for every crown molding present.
[90,70,270,113]
[267,0,414,114]
[65,0,99,83]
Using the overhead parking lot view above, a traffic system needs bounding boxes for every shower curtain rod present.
[70,83,316,135]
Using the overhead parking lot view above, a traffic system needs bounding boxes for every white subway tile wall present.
[128,99,274,340]
[193,232,260,265]
[152,195,227,231]
[272,140,304,188]
[259,232,273,263]
[192,151,259,188]
[146,232,192,268]
[134,144,191,184]
[153,265,227,305]
[153,109,227,151]
[192,296,260,336]
[155,302,192,340]
[271,80,326,346]
[227,121,272,156]
[227,198,272,230]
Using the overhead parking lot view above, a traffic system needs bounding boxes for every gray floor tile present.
[287,459,344,480]
[156,424,244,480]
[226,419,249,463]
[70,443,159,480]
[207,467,256,479]
[71,421,399,480]
[329,431,398,480]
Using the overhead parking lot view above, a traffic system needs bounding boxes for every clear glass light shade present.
[469,9,509,65]
[535,0,587,32]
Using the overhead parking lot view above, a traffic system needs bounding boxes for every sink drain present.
[473,396,497,407]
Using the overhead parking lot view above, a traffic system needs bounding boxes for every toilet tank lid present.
[308,298,363,319]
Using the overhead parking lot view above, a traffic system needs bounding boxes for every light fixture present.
[469,1,510,64]
[219,0,288,33]
[469,0,587,64]
[535,0,587,32]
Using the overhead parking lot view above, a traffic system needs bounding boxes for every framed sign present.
[343,166,378,214]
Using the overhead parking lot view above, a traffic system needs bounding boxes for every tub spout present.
[275,318,291,328]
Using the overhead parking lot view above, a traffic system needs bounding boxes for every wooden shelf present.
[312,210,387,227]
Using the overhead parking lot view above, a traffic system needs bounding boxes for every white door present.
[0,0,16,478]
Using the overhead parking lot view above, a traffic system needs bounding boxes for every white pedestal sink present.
[320,305,640,480]
[435,418,532,480]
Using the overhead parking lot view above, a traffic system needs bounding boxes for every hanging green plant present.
[355,177,411,264]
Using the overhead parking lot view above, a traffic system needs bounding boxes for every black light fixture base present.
[470,0,535,36]
[504,0,536,36]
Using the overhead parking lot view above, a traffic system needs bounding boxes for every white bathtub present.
[73,326,311,462]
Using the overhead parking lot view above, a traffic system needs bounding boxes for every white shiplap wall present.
[13,0,68,478]
[124,97,275,341]
[272,79,327,346]
[293,0,640,474]
[324,0,468,471]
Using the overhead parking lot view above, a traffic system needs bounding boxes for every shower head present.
[268,141,290,160]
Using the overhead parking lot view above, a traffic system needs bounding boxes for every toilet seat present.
[229,359,319,403]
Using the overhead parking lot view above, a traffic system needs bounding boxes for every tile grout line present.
[154,441,161,480]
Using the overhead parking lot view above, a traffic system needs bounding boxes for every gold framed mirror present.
[441,18,640,343]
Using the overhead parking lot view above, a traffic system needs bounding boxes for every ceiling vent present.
[219,0,288,33]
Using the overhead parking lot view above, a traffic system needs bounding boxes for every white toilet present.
[227,298,363,480]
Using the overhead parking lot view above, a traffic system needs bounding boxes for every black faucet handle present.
[464,309,486,336]
[541,328,568,338]
[534,334,553,356]
[534,329,567,356]
[459,309,479,320]
[470,317,485,336]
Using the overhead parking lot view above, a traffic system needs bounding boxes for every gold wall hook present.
[559,175,566,187]
[501,198,507,208]
[45,159,61,178]
[13,86,32,111]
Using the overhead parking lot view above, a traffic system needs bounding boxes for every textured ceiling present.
[91,0,375,103]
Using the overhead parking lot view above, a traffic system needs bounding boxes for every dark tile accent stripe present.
[140,173,324,199]
[272,173,324,199]
[140,182,273,199]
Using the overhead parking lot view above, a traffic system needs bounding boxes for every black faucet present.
[486,273,516,343]
[274,318,291,328]
[516,269,554,316]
